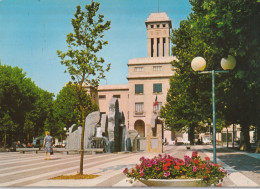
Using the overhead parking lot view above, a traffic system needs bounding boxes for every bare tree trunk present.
[232,124,235,149]
[226,127,228,148]
[256,124,260,153]
[4,132,6,147]
[79,107,86,175]
[188,125,195,145]
[240,123,251,151]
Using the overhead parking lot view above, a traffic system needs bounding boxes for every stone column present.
[160,38,163,57]
[166,37,170,56]
[148,38,151,57]
[154,38,158,57]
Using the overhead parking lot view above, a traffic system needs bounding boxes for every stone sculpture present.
[126,130,139,152]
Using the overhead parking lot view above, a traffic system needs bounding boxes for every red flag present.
[153,95,158,106]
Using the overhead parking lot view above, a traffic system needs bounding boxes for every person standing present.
[43,131,53,160]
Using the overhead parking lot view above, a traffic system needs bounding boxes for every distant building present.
[86,12,176,143]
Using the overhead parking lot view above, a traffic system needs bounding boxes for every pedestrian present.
[175,138,178,146]
[43,131,53,160]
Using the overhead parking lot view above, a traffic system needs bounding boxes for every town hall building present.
[86,12,176,143]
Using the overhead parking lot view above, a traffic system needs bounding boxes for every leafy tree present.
[188,0,260,151]
[161,0,260,150]
[53,83,98,141]
[57,2,111,174]
[0,63,54,145]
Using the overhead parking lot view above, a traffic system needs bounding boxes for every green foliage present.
[0,63,54,145]
[53,83,98,137]
[57,1,111,174]
[161,0,260,146]
[57,2,111,88]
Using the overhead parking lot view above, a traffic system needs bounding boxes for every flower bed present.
[123,151,227,186]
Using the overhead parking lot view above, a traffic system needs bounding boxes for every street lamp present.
[191,55,236,163]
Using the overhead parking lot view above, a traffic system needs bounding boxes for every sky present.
[0,0,192,96]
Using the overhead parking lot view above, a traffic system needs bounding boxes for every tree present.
[188,0,260,151]
[53,83,98,141]
[0,63,54,145]
[161,0,260,150]
[57,2,111,174]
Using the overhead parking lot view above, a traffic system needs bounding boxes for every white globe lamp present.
[191,57,206,71]
[221,55,236,70]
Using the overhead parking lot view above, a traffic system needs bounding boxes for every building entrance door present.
[134,120,145,137]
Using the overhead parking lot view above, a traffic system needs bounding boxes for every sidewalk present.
[195,145,260,187]
[1,145,259,187]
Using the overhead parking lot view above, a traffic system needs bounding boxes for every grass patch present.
[50,173,100,180]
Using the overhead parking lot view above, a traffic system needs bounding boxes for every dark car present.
[32,137,44,148]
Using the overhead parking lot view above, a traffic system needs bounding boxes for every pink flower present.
[164,171,170,178]
[156,167,160,171]
[193,166,197,172]
[184,155,191,163]
[123,168,128,174]
[140,171,144,177]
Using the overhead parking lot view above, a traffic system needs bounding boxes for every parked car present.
[178,139,190,145]
[32,137,44,148]
[202,137,212,144]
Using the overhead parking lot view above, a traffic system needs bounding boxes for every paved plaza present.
[0,145,259,187]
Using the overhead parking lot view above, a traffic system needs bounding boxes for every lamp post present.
[191,55,236,163]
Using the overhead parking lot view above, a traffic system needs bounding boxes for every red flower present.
[206,170,210,174]
[192,151,198,157]
[174,166,180,170]
[217,183,222,187]
[163,165,168,171]
[205,157,210,161]
[194,159,199,164]
[177,162,183,166]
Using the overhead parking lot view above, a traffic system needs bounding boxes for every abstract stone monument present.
[84,111,100,149]
[126,130,139,152]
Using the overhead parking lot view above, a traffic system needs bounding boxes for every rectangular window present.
[153,83,162,93]
[134,67,144,72]
[153,66,162,71]
[135,102,144,113]
[113,95,120,98]
[99,95,106,99]
[153,102,162,112]
[135,84,144,94]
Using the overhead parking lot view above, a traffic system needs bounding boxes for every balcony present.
[134,111,145,117]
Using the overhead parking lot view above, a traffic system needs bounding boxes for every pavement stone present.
[0,145,259,187]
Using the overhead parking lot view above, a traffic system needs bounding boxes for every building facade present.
[90,12,176,142]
